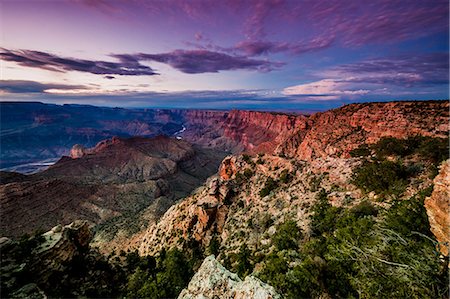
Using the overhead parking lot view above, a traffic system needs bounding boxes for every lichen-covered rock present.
[1,220,94,298]
[31,220,93,282]
[425,160,450,256]
[178,255,281,299]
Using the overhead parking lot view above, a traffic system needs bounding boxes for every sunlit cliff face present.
[1,0,448,110]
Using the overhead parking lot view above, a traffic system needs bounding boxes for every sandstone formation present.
[178,255,281,299]
[425,159,450,256]
[182,101,448,159]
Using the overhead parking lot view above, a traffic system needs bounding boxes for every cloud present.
[1,48,283,76]
[0,80,91,93]
[75,1,448,55]
[284,52,449,99]
[332,53,449,86]
[0,48,158,76]
[234,35,335,56]
[283,79,369,98]
[72,0,121,14]
[137,49,284,73]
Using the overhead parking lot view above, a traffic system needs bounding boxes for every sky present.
[0,0,448,111]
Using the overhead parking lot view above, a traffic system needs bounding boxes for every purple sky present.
[0,0,448,110]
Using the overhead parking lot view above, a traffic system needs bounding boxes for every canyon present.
[2,100,447,172]
[1,100,449,298]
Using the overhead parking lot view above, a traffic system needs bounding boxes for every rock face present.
[182,101,448,159]
[178,255,281,299]
[221,110,308,154]
[425,159,450,256]
[278,101,449,160]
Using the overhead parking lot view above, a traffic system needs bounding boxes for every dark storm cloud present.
[0,49,158,76]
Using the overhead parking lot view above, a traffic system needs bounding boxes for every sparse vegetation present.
[257,191,448,299]
[279,169,292,184]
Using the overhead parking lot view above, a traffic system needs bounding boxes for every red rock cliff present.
[178,101,448,159]
[278,101,449,160]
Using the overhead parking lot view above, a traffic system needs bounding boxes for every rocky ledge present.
[178,255,281,299]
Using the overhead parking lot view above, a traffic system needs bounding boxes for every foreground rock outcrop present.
[1,221,94,298]
[425,159,450,256]
[178,255,281,299]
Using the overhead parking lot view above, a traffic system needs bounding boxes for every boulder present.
[178,255,281,299]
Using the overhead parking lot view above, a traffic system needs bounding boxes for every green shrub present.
[351,160,409,196]
[272,220,302,251]
[261,213,274,230]
[259,177,278,198]
[208,234,220,256]
[279,169,292,184]
[415,136,449,163]
[242,154,252,164]
[310,189,341,236]
[257,184,448,299]
[350,200,378,218]
[258,253,289,293]
[236,244,253,278]
[373,136,411,157]
[243,168,254,179]
[349,144,371,157]
[309,174,323,192]
[372,136,449,163]
[126,248,196,299]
